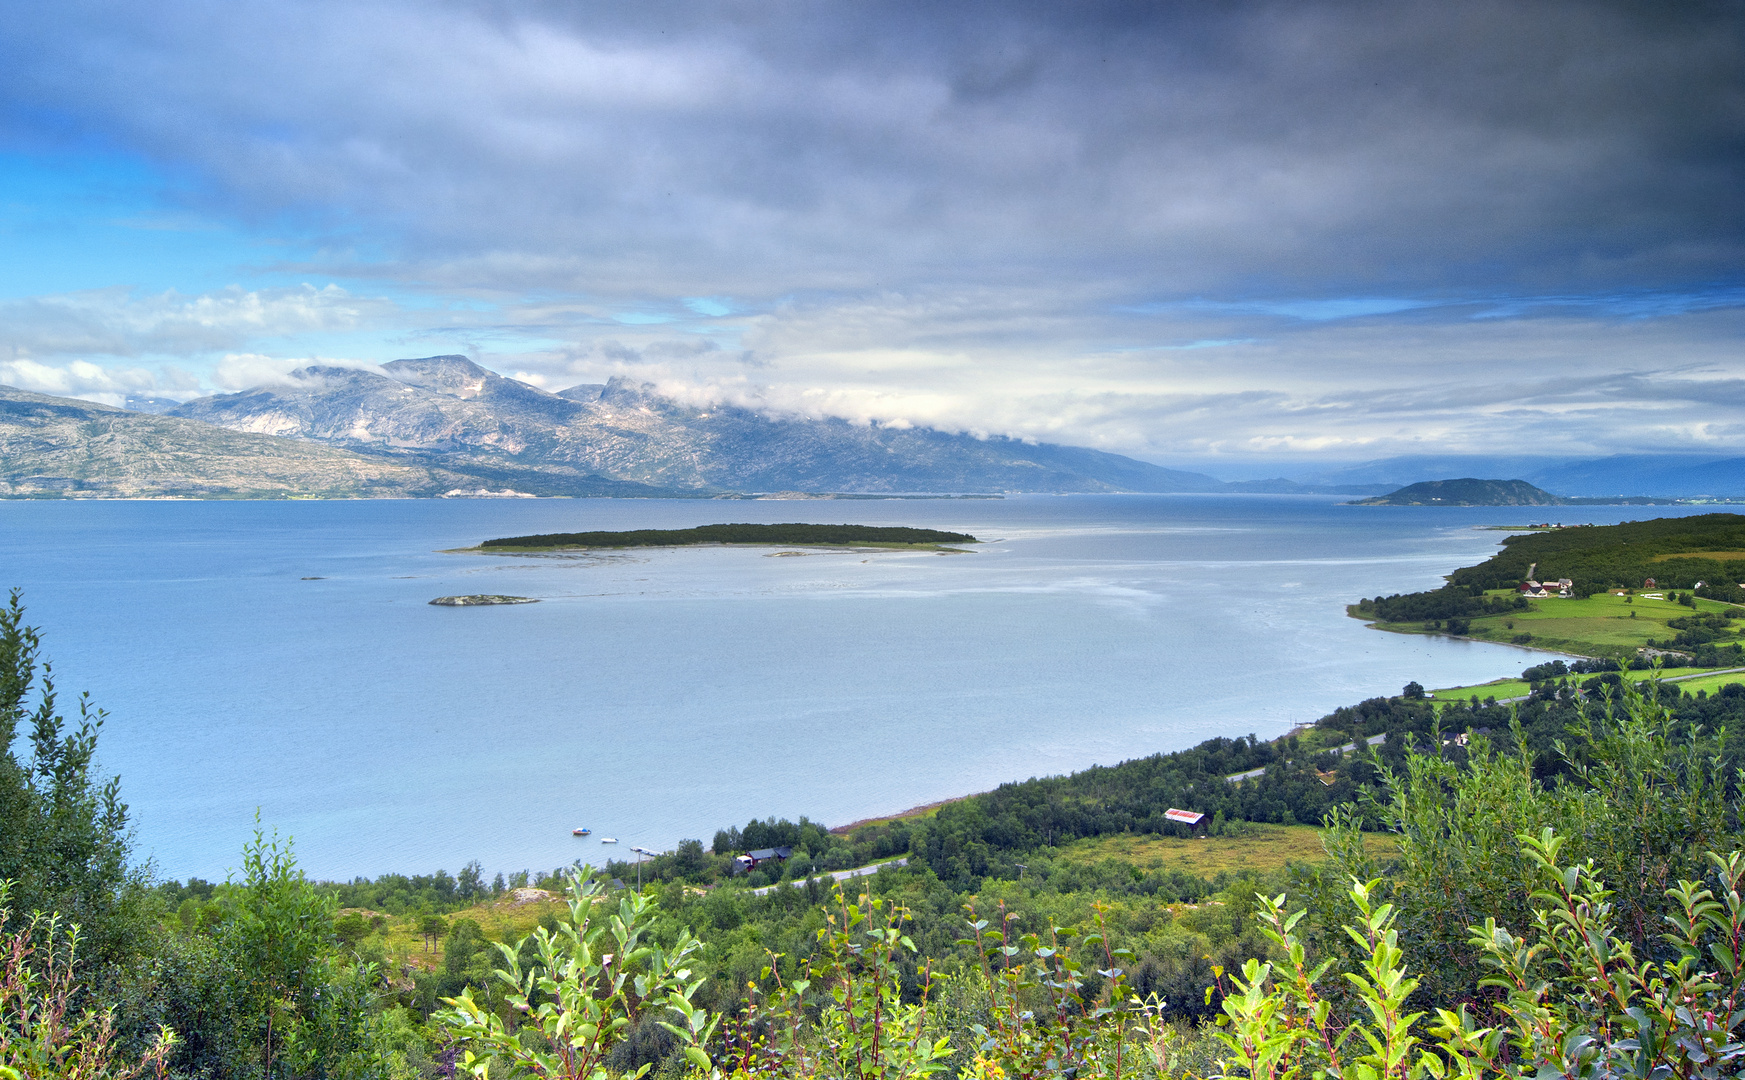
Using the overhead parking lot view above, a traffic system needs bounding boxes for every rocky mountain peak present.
[160,358,1229,494]
[597,375,680,409]
[288,365,395,388]
[381,355,497,398]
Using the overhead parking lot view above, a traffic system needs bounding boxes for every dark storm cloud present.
[3,0,1741,299]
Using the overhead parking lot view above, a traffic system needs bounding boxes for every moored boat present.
[600,837,618,843]
[572,827,591,836]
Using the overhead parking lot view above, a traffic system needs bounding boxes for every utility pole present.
[632,846,658,889]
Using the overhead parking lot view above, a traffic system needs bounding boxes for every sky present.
[1,0,1742,473]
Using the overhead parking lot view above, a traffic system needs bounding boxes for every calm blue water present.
[0,495,1717,880]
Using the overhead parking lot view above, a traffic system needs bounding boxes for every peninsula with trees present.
[1353,511,1745,662]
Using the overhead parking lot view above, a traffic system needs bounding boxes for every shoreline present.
[830,795,976,835]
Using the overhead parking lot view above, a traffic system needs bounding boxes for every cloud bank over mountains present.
[0,0,1740,466]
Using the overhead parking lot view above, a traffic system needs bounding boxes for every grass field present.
[1662,671,1745,697]
[352,894,571,972]
[1431,665,1745,705]
[1360,588,1743,659]
[1429,678,1531,704]
[1052,825,1397,877]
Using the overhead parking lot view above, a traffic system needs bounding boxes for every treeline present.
[156,861,509,924]
[601,656,1745,898]
[479,522,978,549]
[882,667,1745,892]
[1353,584,1530,623]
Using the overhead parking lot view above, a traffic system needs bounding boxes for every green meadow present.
[1364,587,1743,657]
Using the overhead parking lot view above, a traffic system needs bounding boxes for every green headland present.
[472,521,979,551]
[1354,513,1745,703]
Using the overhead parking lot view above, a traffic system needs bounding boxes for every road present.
[1226,666,1745,785]
[1225,733,1386,783]
[750,857,908,896]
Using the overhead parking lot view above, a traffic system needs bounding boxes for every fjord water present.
[0,495,1711,880]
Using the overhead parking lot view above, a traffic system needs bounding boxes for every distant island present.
[474,522,979,551]
[1352,478,1564,506]
[1351,477,1687,507]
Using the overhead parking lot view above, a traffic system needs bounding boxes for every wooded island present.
[475,522,979,550]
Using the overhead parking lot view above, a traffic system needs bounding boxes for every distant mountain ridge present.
[9,355,1738,500]
[168,355,1230,494]
[0,384,458,498]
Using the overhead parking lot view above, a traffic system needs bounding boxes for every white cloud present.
[459,290,1745,464]
[208,353,385,392]
[0,356,167,407]
[0,284,396,359]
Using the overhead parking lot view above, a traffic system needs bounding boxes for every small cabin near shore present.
[731,846,794,875]
[1165,808,1208,835]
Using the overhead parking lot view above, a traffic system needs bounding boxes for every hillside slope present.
[0,384,453,498]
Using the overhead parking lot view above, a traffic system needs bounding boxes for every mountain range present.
[3,354,1740,499]
[164,355,1230,495]
[0,384,464,498]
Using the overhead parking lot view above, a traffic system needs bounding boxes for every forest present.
[477,524,979,549]
[8,586,1745,1078]
[1449,512,1745,592]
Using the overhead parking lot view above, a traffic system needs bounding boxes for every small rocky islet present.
[428,594,540,607]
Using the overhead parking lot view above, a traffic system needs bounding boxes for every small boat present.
[572,827,591,836]
[600,837,618,844]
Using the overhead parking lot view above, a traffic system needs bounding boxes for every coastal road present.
[750,857,908,897]
[1227,666,1745,785]
[1225,733,1386,784]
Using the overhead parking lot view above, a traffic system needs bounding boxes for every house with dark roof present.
[731,846,794,874]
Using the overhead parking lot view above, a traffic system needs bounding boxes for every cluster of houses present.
[1519,577,1574,598]
[1518,561,1573,598]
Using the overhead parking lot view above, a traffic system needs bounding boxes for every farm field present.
[1364,587,1743,659]
[1431,665,1745,705]
[1662,670,1745,697]
[1429,678,1531,704]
